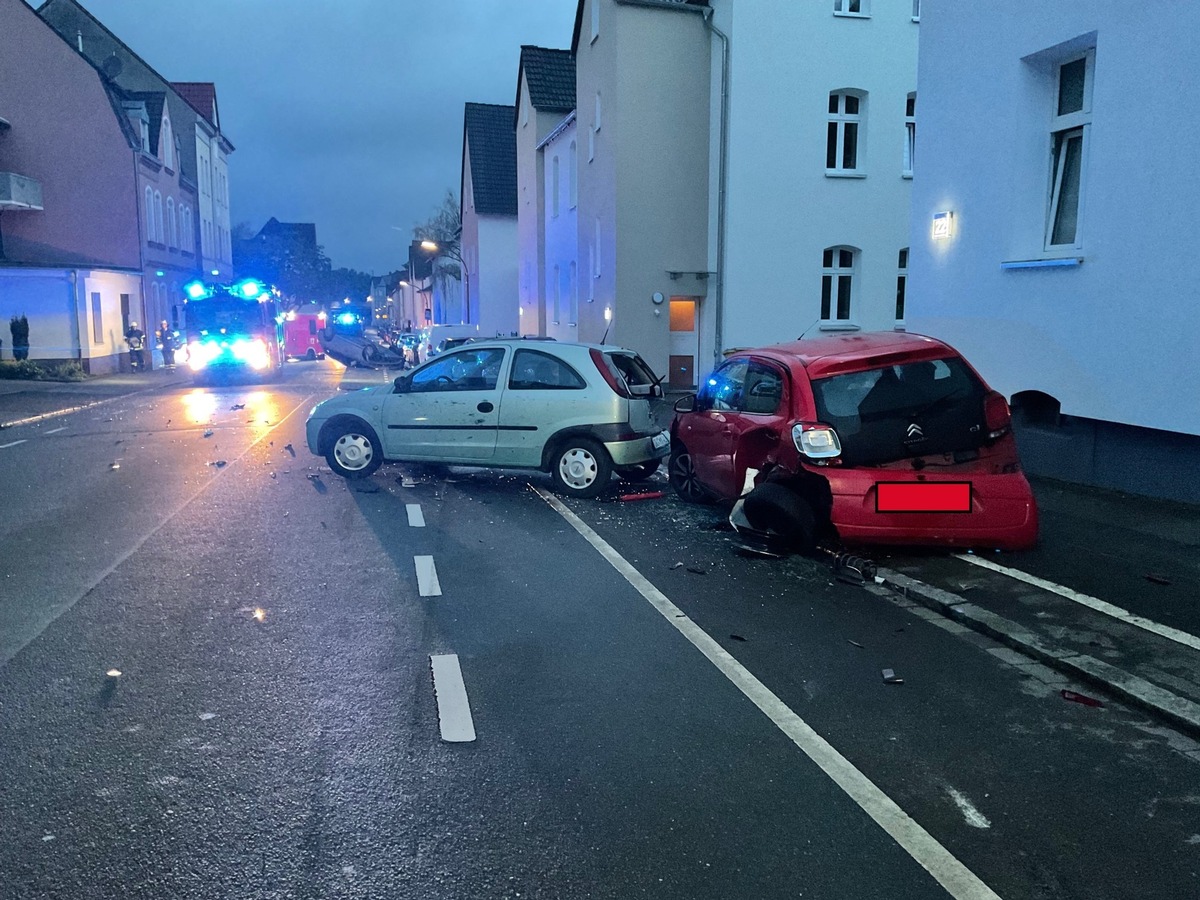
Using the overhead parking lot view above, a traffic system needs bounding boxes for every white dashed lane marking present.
[0,440,28,449]
[414,555,441,596]
[406,504,425,527]
[430,654,476,742]
[43,427,67,435]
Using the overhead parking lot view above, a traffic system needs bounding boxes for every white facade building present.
[907,0,1200,501]
[708,0,918,361]
[540,114,578,343]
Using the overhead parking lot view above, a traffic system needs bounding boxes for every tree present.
[412,190,466,323]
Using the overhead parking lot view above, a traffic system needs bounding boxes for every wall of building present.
[713,0,917,359]
[476,216,519,338]
[515,76,562,338]
[907,1,1200,445]
[542,118,578,343]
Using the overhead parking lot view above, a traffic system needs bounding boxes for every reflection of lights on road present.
[183,390,218,425]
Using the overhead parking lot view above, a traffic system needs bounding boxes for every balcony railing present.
[0,172,44,211]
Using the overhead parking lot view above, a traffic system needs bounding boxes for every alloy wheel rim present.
[671,453,702,499]
[559,448,598,489]
[335,434,373,470]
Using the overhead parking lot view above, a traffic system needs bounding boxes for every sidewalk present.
[0,366,189,429]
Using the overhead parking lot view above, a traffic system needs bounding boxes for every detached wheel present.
[551,438,612,499]
[668,443,712,504]
[617,460,661,481]
[742,482,815,552]
[324,422,383,479]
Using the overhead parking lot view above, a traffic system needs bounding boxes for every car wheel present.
[742,482,816,552]
[306,348,317,361]
[324,422,383,479]
[617,460,661,481]
[668,444,713,504]
[551,438,612,499]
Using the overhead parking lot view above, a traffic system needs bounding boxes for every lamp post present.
[420,238,470,325]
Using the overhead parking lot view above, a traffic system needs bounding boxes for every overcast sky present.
[41,0,578,274]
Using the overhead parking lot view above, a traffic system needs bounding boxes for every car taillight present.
[984,391,1011,439]
[792,422,842,459]
[590,348,633,398]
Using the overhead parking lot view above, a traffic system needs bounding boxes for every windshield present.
[811,357,988,466]
[186,298,266,336]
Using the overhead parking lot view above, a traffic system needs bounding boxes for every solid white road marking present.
[406,504,425,527]
[534,486,1002,900]
[946,787,991,829]
[415,555,441,596]
[43,427,67,435]
[0,440,27,449]
[955,554,1200,653]
[430,654,476,742]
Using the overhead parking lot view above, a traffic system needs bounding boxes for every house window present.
[594,218,602,279]
[162,117,173,169]
[912,0,920,21]
[834,0,869,16]
[144,188,154,241]
[553,264,561,324]
[569,261,578,324]
[91,292,103,343]
[1045,52,1093,249]
[568,141,578,208]
[153,191,163,244]
[591,0,599,42]
[821,246,857,322]
[826,91,864,174]
[166,197,176,248]
[896,248,908,321]
[903,93,916,177]
[594,93,602,132]
[552,156,560,218]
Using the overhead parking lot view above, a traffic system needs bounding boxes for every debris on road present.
[230,403,245,410]
[284,443,296,457]
[203,429,214,438]
[847,640,865,649]
[1061,689,1104,708]
[686,566,707,575]
[618,491,665,502]
[670,562,684,570]
[882,668,904,685]
[208,460,227,468]
[1144,573,1172,586]
[109,462,120,470]
[730,634,747,642]
[106,669,121,678]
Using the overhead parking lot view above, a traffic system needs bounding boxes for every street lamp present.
[419,238,470,325]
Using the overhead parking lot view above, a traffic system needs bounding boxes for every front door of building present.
[668,297,699,389]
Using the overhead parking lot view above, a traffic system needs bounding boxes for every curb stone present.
[876,568,1200,739]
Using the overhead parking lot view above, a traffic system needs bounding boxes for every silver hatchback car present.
[306,339,669,498]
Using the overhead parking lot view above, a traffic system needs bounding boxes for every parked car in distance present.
[668,332,1038,550]
[306,339,669,498]
[418,324,479,363]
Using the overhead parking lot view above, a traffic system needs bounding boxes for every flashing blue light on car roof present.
[338,312,356,325]
[184,280,209,300]
[236,279,264,299]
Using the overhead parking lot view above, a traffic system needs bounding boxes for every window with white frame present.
[154,191,164,244]
[553,264,561,324]
[552,155,560,218]
[903,92,916,178]
[569,261,578,324]
[568,141,577,207]
[896,248,908,321]
[826,91,864,173]
[587,248,594,300]
[594,93,602,132]
[167,197,176,248]
[821,246,857,322]
[591,0,599,42]
[833,0,869,16]
[144,187,154,241]
[1045,52,1093,249]
[594,218,602,280]
[912,0,920,21]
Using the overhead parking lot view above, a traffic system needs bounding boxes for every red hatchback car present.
[668,332,1038,551]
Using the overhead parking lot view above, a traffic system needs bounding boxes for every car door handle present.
[477,401,494,413]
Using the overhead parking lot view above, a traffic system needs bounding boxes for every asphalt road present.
[1,360,1198,899]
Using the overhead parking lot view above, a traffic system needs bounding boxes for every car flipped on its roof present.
[306,338,669,498]
[668,331,1039,551]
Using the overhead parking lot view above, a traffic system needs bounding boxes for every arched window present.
[568,141,578,208]
[166,197,176,248]
[826,90,866,174]
[821,246,858,322]
[144,187,154,241]
[551,155,560,218]
[153,191,163,244]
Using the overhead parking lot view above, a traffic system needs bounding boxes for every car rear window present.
[601,352,661,397]
[509,349,586,390]
[811,357,988,465]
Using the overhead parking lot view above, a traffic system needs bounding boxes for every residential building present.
[907,1,1200,502]
[571,0,711,386]
[39,0,235,283]
[708,0,919,361]
[460,103,518,338]
[0,0,142,373]
[514,45,575,338]
[540,110,577,343]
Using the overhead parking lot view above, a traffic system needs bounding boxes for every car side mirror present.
[674,394,696,413]
[393,373,412,394]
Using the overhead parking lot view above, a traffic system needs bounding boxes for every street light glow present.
[420,240,439,252]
